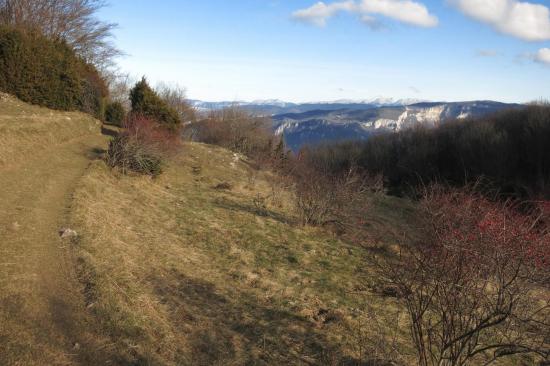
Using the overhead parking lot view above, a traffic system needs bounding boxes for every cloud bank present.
[451,0,550,41]
[292,0,438,28]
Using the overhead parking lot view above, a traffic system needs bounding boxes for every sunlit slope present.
[70,142,425,365]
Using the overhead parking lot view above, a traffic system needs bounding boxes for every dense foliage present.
[304,105,550,198]
[105,101,125,126]
[129,78,181,129]
[0,26,107,118]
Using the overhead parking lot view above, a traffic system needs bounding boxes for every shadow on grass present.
[151,270,367,365]
[86,147,106,160]
[101,125,119,138]
[213,197,293,225]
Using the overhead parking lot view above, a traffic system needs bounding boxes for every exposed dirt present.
[0,133,110,365]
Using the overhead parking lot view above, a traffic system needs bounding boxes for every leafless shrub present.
[104,71,134,109]
[0,0,121,69]
[289,149,380,227]
[188,107,275,159]
[106,115,180,176]
[345,305,406,365]
[374,186,550,366]
[156,82,196,123]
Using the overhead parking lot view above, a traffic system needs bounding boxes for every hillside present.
[0,96,544,365]
[0,95,111,365]
[68,142,422,365]
[0,95,416,365]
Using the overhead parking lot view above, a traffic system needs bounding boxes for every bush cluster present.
[0,26,107,118]
[376,186,550,365]
[129,78,181,129]
[106,115,179,176]
[187,107,281,162]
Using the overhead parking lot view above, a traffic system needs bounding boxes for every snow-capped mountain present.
[272,101,523,151]
[189,98,424,115]
[325,97,426,106]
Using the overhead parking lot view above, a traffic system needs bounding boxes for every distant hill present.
[271,101,523,151]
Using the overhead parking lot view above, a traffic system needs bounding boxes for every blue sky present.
[100,0,550,103]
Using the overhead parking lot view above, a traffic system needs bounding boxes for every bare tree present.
[375,187,550,366]
[190,106,274,157]
[103,70,134,109]
[0,0,120,69]
[156,82,196,123]
[288,148,383,227]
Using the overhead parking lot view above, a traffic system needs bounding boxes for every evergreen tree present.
[129,78,181,129]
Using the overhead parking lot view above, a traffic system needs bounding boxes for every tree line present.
[303,105,550,199]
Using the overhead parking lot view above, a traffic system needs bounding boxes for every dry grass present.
[69,142,421,365]
[0,94,114,365]
[0,93,539,365]
[0,93,101,168]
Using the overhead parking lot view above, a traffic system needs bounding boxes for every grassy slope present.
[0,95,115,365]
[0,93,102,168]
[0,95,535,365]
[70,143,423,365]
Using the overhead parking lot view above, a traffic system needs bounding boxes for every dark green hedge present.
[0,26,107,119]
[105,101,126,126]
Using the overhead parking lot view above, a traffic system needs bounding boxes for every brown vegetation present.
[375,186,550,366]
[156,82,197,123]
[189,106,278,160]
[106,115,179,176]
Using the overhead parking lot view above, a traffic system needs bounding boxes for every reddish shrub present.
[421,187,550,272]
[123,114,180,154]
[376,186,550,366]
[106,115,180,176]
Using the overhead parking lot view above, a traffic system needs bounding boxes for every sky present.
[99,0,550,103]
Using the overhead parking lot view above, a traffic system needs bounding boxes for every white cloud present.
[359,0,438,27]
[292,0,438,28]
[451,0,550,41]
[292,1,356,27]
[534,47,550,64]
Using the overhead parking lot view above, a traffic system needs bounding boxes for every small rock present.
[73,342,80,350]
[11,222,20,231]
[59,228,78,239]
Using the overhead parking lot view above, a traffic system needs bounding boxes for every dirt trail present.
[0,133,109,365]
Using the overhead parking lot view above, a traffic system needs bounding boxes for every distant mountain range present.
[190,98,426,115]
[190,99,524,151]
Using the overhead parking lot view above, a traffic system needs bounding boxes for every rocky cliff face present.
[272,101,522,151]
